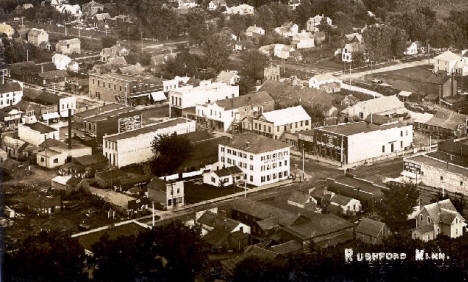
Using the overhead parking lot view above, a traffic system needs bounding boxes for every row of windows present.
[221,147,254,160]
[171,96,182,107]
[260,171,288,183]
[93,79,125,92]
[260,151,288,161]
[104,140,116,150]
[260,160,287,171]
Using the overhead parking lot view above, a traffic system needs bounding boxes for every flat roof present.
[75,104,127,119]
[317,121,407,136]
[406,154,468,178]
[221,133,290,154]
[84,107,135,123]
[23,122,57,134]
[104,118,191,142]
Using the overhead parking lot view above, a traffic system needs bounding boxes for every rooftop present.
[342,95,406,117]
[104,118,192,142]
[221,133,290,154]
[23,122,57,134]
[421,111,467,131]
[356,217,386,237]
[317,121,407,136]
[213,166,243,177]
[0,81,22,94]
[406,154,468,178]
[262,106,311,126]
[75,103,127,119]
[214,91,273,110]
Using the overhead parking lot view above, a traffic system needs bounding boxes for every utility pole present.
[141,32,143,53]
[244,175,247,198]
[302,148,305,181]
[152,201,155,227]
[26,48,29,62]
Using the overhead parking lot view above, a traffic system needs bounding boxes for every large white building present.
[311,121,413,166]
[168,81,239,117]
[103,118,196,168]
[218,133,291,187]
[0,81,23,109]
[18,122,60,146]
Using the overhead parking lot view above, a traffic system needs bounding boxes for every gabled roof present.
[434,50,462,62]
[262,106,311,126]
[221,133,290,154]
[216,71,238,84]
[23,122,57,134]
[330,194,353,206]
[0,81,22,94]
[342,95,405,116]
[288,191,309,206]
[422,111,467,131]
[356,217,387,237]
[269,240,302,255]
[418,199,464,225]
[213,165,243,177]
[214,91,273,110]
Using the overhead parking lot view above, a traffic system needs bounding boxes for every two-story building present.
[195,91,274,132]
[411,199,465,242]
[148,178,184,210]
[306,14,332,32]
[311,121,413,166]
[218,133,291,186]
[18,122,59,146]
[0,80,23,109]
[28,28,49,49]
[55,38,81,55]
[103,118,196,168]
[168,81,239,117]
[242,106,312,140]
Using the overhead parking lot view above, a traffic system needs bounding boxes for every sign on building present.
[118,114,142,133]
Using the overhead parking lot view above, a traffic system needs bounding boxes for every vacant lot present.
[365,65,440,99]
[184,181,243,204]
[181,136,230,171]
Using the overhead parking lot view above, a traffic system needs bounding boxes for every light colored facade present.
[432,51,462,75]
[52,53,73,70]
[0,23,15,38]
[329,194,362,215]
[273,44,295,60]
[18,122,59,146]
[309,73,342,89]
[103,118,196,168]
[246,106,312,140]
[411,199,465,242]
[402,154,468,196]
[55,38,81,55]
[36,149,67,169]
[292,31,315,49]
[218,133,291,186]
[28,28,49,48]
[203,165,244,187]
[245,25,265,37]
[148,178,184,210]
[274,22,299,38]
[404,42,418,56]
[168,81,239,117]
[0,81,23,109]
[306,14,332,32]
[341,95,406,120]
[224,4,254,15]
[312,121,413,165]
[58,96,76,117]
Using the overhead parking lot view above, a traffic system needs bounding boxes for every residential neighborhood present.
[1,0,468,281]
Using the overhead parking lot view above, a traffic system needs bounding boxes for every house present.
[224,4,254,15]
[216,70,240,86]
[432,51,462,75]
[287,191,313,209]
[18,122,59,146]
[56,4,82,18]
[274,22,299,38]
[28,28,50,49]
[412,199,465,242]
[342,41,365,63]
[218,133,291,186]
[196,209,251,236]
[195,91,274,131]
[311,121,413,166]
[168,81,239,117]
[0,23,15,38]
[402,153,468,195]
[306,14,332,32]
[55,38,80,55]
[288,0,301,10]
[51,175,81,191]
[292,31,315,49]
[208,0,226,11]
[37,139,92,169]
[1,135,33,161]
[245,25,265,37]
[273,44,295,60]
[82,0,104,17]
[147,178,184,210]
[355,218,391,245]
[414,111,467,139]
[203,165,244,187]
[308,73,342,93]
[404,41,419,56]
[264,64,281,81]
[328,194,362,215]
[52,53,78,72]
[243,106,312,140]
[92,13,111,28]
[38,70,69,86]
[24,192,61,215]
[0,80,23,109]
[27,91,76,119]
[100,44,129,63]
[326,176,385,208]
[103,118,196,168]
[341,95,407,120]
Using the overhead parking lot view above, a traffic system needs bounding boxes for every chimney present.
[68,108,72,149]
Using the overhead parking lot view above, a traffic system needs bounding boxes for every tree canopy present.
[150,133,193,176]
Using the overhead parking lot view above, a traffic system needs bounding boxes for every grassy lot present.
[181,136,230,171]
[184,181,244,204]
[365,65,440,99]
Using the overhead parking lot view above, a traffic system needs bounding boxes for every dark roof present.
[24,192,60,209]
[0,81,22,94]
[317,121,408,136]
[213,166,243,177]
[75,222,147,251]
[75,104,128,119]
[38,70,69,79]
[221,133,290,154]
[327,176,386,198]
[422,111,467,131]
[269,240,302,255]
[23,122,57,134]
[202,227,231,247]
[84,107,134,123]
[34,92,62,105]
[147,177,167,192]
[288,191,309,206]
[73,154,108,167]
[105,118,191,142]
[214,91,273,110]
[356,217,386,237]
[330,194,353,206]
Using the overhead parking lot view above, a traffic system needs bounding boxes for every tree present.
[3,232,87,282]
[233,257,289,282]
[376,183,419,234]
[150,133,193,176]
[101,36,117,48]
[238,50,268,94]
[201,30,233,72]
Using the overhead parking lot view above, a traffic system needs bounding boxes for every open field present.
[184,181,244,204]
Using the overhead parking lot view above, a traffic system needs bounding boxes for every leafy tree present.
[376,183,419,234]
[150,133,193,176]
[201,30,233,72]
[3,232,87,282]
[238,49,268,94]
[101,36,117,48]
[233,257,289,282]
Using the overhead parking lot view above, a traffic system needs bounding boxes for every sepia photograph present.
[0,0,467,281]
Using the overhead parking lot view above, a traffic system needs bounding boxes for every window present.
[427,217,431,224]
[41,157,45,162]
[461,181,464,186]
[233,150,237,156]
[420,214,423,221]
[284,160,287,166]
[53,158,58,163]
[250,165,253,170]
[400,131,403,137]
[221,147,225,152]
[261,176,265,183]
[211,177,215,183]
[284,171,288,176]
[168,199,172,206]
[227,158,231,164]
[382,145,385,153]
[273,173,277,179]
[227,149,231,154]
[305,120,309,126]
[250,175,253,182]
[400,141,403,148]
[221,157,225,162]
[250,155,253,160]
[279,172,282,178]
[267,175,271,181]
[261,156,264,161]
[440,176,443,181]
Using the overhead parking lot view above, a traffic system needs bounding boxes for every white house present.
[341,95,407,120]
[432,50,465,75]
[18,122,59,146]
[52,53,78,72]
[218,133,291,186]
[103,118,196,168]
[404,42,419,56]
[0,80,23,109]
[329,193,362,215]
[224,4,254,15]
[274,44,295,60]
[208,0,226,11]
[56,4,82,18]
[245,25,265,37]
[203,165,244,187]
[0,23,15,38]
[292,30,315,49]
[168,81,239,117]
[216,70,240,86]
[274,22,299,38]
[148,178,184,210]
[309,73,342,89]
[412,199,465,242]
[306,14,332,32]
[163,76,190,92]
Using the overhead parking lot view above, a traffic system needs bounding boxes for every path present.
[336,59,431,80]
